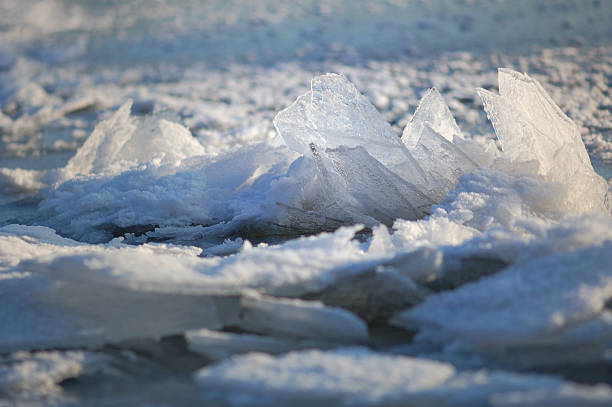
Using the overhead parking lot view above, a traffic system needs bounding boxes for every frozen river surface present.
[1,1,612,406]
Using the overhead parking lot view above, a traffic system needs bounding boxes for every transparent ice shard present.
[401,87,479,202]
[311,144,433,225]
[478,68,609,213]
[274,73,427,185]
[409,124,478,202]
[274,75,487,228]
[401,87,463,149]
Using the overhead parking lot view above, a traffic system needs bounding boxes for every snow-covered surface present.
[2,0,612,405]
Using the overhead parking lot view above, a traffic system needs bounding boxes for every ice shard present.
[274,73,428,185]
[401,87,463,149]
[402,87,479,202]
[310,144,432,224]
[60,100,205,180]
[478,69,609,213]
[273,74,485,226]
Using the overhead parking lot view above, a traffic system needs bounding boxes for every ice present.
[274,73,428,184]
[233,293,368,342]
[195,348,612,407]
[272,73,490,226]
[0,99,207,193]
[402,87,463,149]
[1,224,374,351]
[1,1,612,404]
[0,351,100,399]
[405,124,479,202]
[186,329,325,362]
[17,225,366,297]
[59,100,205,180]
[391,240,612,368]
[310,144,432,224]
[478,69,610,214]
[21,68,607,245]
[35,141,297,243]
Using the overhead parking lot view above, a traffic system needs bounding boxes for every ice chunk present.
[391,241,612,368]
[407,124,478,202]
[195,348,612,407]
[61,100,205,179]
[0,100,208,193]
[401,87,463,149]
[311,144,433,224]
[400,87,479,202]
[18,225,366,297]
[186,329,325,362]
[195,348,455,406]
[274,73,428,184]
[274,74,489,228]
[478,69,609,214]
[62,100,136,177]
[235,293,368,342]
[303,267,429,323]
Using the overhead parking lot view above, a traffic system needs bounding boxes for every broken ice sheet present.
[391,240,612,369]
[2,224,374,351]
[27,68,608,245]
[195,348,612,407]
[273,73,488,226]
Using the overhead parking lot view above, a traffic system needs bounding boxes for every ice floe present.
[195,348,612,407]
[391,239,612,369]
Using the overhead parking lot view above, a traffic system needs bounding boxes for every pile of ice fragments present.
[2,69,612,405]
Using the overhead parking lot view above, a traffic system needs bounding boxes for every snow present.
[391,240,612,368]
[0,350,102,406]
[1,0,612,404]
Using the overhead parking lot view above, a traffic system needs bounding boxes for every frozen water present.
[402,87,463,148]
[7,68,607,246]
[391,240,612,369]
[274,73,427,183]
[0,350,100,398]
[1,1,612,402]
[195,348,612,407]
[478,69,610,214]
